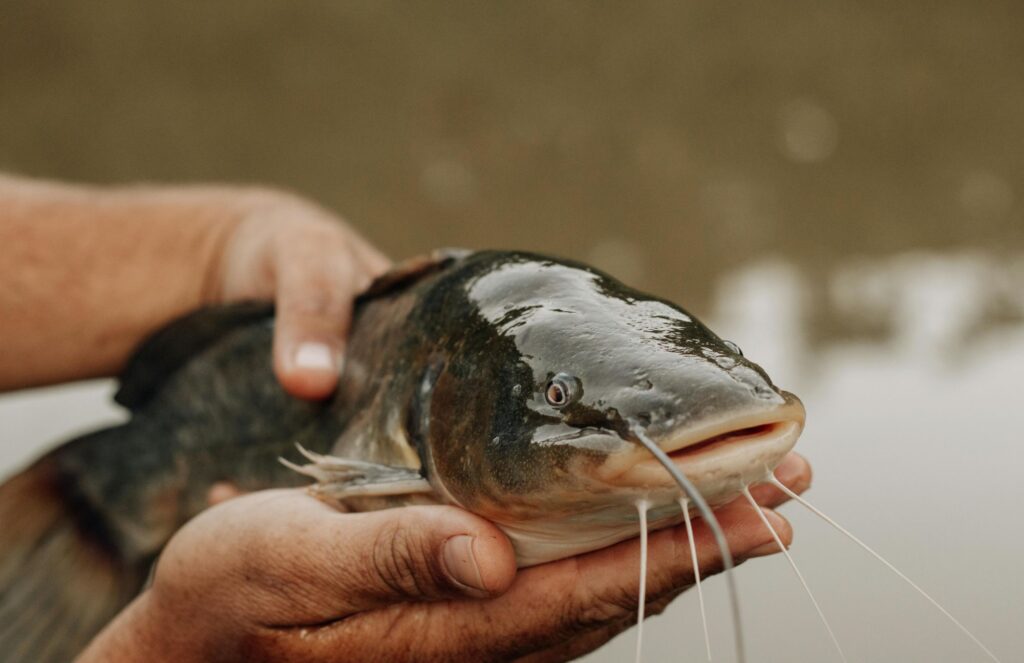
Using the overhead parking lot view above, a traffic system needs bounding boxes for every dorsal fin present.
[358,248,470,301]
[115,250,471,412]
[115,301,274,411]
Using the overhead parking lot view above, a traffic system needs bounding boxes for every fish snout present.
[594,393,806,504]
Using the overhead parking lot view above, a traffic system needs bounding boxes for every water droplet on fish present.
[512,384,522,396]
[723,339,744,356]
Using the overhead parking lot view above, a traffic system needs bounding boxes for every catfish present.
[0,250,804,662]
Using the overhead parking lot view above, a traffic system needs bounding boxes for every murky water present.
[1,3,1023,660]
[581,252,1024,661]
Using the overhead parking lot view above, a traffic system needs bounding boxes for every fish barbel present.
[0,249,1000,662]
[285,250,804,568]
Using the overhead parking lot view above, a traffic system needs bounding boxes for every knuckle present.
[563,560,635,630]
[379,605,447,661]
[371,516,440,599]
[571,585,636,629]
[226,516,326,611]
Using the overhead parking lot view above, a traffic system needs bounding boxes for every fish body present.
[0,249,803,661]
[302,250,804,564]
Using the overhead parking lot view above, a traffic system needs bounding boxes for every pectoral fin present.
[281,445,433,500]
[358,248,469,301]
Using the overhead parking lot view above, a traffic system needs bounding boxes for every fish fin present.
[281,445,433,500]
[116,251,468,411]
[115,301,275,411]
[359,248,469,301]
[0,457,149,663]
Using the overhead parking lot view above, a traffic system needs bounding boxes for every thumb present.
[213,493,520,623]
[339,505,519,607]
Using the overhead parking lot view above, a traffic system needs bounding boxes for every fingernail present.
[442,535,487,596]
[293,342,336,372]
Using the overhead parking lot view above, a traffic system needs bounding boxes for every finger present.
[345,232,392,277]
[513,589,683,663]
[746,452,812,508]
[394,501,795,660]
[330,505,517,607]
[261,497,794,662]
[205,482,245,507]
[347,249,390,296]
[512,462,811,662]
[194,492,518,625]
[565,502,792,627]
[513,619,633,663]
[271,233,365,400]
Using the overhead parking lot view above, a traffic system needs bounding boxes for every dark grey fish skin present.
[313,251,801,565]
[0,250,802,662]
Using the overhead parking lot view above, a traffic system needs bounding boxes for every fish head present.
[420,252,805,563]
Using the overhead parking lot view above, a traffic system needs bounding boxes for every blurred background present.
[1,3,1022,661]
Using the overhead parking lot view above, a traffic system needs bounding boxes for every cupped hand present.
[215,192,391,400]
[81,453,812,663]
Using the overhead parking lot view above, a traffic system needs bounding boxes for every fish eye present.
[545,373,580,408]
[723,340,743,356]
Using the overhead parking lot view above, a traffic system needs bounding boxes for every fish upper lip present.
[656,396,805,456]
[594,393,806,488]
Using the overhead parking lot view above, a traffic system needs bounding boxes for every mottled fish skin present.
[56,249,796,562]
[0,255,454,662]
[354,252,801,564]
[0,249,802,661]
[51,255,463,557]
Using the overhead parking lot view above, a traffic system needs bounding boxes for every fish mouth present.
[598,393,806,500]
[667,421,786,460]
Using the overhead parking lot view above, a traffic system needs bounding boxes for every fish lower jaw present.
[599,419,802,504]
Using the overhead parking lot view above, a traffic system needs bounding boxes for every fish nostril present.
[715,355,737,370]
[700,346,737,370]
[636,378,653,391]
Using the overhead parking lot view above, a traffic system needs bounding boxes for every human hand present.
[0,178,388,393]
[214,192,390,400]
[79,453,811,663]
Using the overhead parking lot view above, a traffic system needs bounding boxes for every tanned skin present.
[0,174,388,397]
[0,174,812,662]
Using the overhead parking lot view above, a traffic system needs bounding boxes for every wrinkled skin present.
[6,250,807,661]
[318,251,804,564]
[81,461,809,663]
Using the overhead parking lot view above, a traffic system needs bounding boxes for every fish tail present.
[0,454,148,662]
